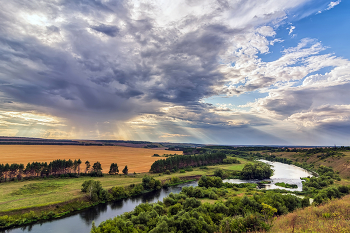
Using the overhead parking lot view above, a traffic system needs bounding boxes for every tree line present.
[149,153,227,173]
[0,159,129,182]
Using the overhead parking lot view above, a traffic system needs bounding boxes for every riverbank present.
[0,178,199,230]
[0,159,249,212]
[259,151,350,178]
[0,160,250,230]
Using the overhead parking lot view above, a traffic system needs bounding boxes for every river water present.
[3,160,313,233]
[224,160,313,191]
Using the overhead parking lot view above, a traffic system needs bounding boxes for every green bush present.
[223,157,241,164]
[198,175,223,188]
[170,176,181,184]
[81,180,108,202]
[241,162,274,180]
[142,175,161,190]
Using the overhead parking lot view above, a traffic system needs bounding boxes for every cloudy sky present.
[0,0,349,146]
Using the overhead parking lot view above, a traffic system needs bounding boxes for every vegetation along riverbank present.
[1,145,350,232]
[0,155,250,230]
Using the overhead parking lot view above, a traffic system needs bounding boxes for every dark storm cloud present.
[91,24,120,37]
[0,0,283,120]
[259,83,350,117]
[0,0,347,144]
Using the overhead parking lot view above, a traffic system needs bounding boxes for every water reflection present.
[79,202,108,225]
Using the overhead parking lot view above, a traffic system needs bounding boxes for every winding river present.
[3,160,313,233]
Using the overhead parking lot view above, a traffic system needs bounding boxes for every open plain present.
[0,145,175,173]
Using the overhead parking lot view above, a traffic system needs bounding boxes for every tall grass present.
[268,194,350,233]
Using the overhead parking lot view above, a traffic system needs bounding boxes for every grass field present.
[0,159,250,213]
[0,145,175,173]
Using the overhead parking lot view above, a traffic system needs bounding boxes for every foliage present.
[213,168,224,178]
[150,152,226,173]
[91,189,308,233]
[198,175,223,188]
[313,186,350,205]
[81,180,109,202]
[223,157,241,164]
[0,159,85,182]
[142,175,161,190]
[302,166,341,193]
[240,162,274,180]
[108,163,119,175]
[170,176,181,184]
[275,182,298,189]
[122,165,128,175]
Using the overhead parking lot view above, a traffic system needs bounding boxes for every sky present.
[0,0,349,146]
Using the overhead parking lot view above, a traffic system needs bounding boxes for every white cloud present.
[327,0,341,10]
[317,0,341,14]
[288,25,295,35]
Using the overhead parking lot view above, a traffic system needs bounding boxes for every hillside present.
[268,194,350,233]
[265,151,350,178]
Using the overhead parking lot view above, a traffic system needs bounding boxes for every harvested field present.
[0,145,178,173]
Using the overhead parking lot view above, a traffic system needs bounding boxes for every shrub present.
[81,180,108,202]
[198,175,223,188]
[223,157,241,164]
[241,162,274,180]
[170,176,181,184]
[142,175,161,190]
[214,168,224,178]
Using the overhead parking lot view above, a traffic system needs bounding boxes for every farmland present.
[0,145,176,173]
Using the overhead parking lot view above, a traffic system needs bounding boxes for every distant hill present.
[0,136,203,149]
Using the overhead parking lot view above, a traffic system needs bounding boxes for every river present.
[223,159,313,191]
[3,160,313,233]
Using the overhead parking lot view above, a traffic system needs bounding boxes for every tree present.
[92,162,102,172]
[85,161,90,174]
[77,159,82,174]
[214,168,224,178]
[81,180,108,202]
[241,162,274,180]
[73,160,78,173]
[122,165,128,175]
[109,163,119,175]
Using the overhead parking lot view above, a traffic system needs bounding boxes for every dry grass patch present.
[269,194,350,233]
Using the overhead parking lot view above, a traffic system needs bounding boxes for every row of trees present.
[108,163,129,175]
[149,153,227,173]
[0,159,130,182]
[0,159,83,182]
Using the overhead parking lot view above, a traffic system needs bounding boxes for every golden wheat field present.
[0,145,176,173]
